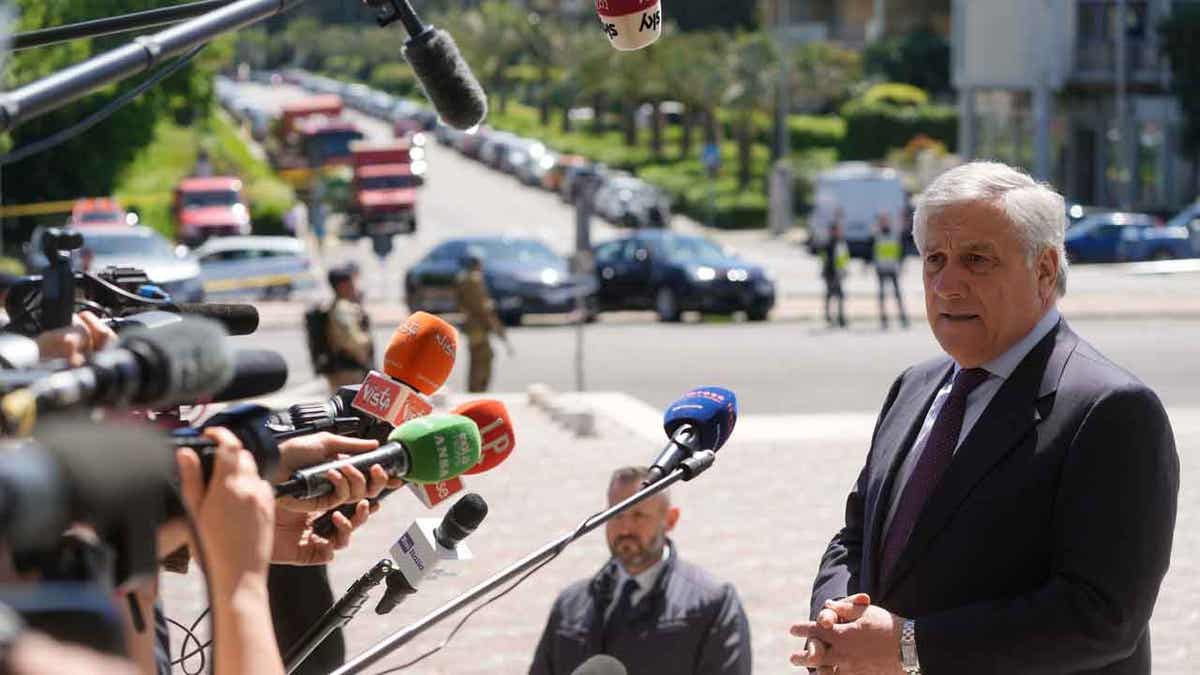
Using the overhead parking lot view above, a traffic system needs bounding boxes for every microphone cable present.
[166,606,212,675]
[367,508,602,674]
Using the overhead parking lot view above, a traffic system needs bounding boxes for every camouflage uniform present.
[325,296,373,389]
[455,269,506,393]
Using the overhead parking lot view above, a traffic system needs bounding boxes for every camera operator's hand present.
[176,427,284,675]
[35,312,117,367]
[177,427,275,588]
[272,432,403,513]
[272,499,376,565]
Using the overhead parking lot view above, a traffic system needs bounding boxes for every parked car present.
[1163,201,1200,258]
[478,131,520,168]
[500,138,546,175]
[1065,212,1190,263]
[191,235,316,300]
[559,163,608,204]
[592,230,774,322]
[24,225,205,302]
[518,150,559,187]
[593,175,670,228]
[542,154,587,192]
[68,197,131,228]
[404,236,596,326]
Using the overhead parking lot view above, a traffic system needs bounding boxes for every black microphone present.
[571,655,628,675]
[209,349,288,403]
[375,493,488,615]
[24,318,234,411]
[369,0,488,129]
[169,303,259,336]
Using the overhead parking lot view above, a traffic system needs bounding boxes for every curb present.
[526,383,596,437]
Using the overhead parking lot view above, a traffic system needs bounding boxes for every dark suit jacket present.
[810,320,1179,674]
[531,543,751,675]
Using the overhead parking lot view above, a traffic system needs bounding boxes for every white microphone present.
[374,493,488,614]
[596,0,662,51]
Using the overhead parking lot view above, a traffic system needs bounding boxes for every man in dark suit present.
[531,466,752,675]
[791,162,1179,675]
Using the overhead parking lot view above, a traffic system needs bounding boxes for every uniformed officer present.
[872,212,908,329]
[454,254,511,393]
[325,263,374,389]
[820,216,850,328]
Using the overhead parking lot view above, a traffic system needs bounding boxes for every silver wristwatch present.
[900,618,920,674]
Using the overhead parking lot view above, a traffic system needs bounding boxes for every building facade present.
[955,0,1193,213]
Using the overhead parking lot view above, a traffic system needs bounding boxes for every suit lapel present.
[880,320,1077,596]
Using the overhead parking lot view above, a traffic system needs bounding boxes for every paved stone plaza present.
[161,393,1200,674]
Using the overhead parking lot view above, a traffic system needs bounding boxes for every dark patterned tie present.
[880,367,991,586]
[601,578,639,652]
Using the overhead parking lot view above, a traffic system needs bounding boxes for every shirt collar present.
[957,307,1060,380]
[616,542,671,590]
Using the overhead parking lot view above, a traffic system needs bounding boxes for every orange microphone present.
[350,312,458,428]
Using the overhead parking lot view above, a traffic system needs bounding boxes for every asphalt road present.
[236,316,1200,415]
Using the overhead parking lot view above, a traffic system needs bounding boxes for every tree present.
[864,27,951,97]
[2,2,223,229]
[661,32,729,160]
[791,41,863,114]
[724,33,777,188]
[1161,6,1200,162]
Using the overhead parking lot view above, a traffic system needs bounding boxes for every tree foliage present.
[864,26,951,96]
[2,2,225,212]
[1160,6,1200,159]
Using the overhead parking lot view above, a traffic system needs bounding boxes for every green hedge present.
[838,99,957,161]
[717,110,845,152]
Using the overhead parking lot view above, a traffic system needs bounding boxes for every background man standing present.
[873,211,908,329]
[324,263,374,389]
[820,215,849,329]
[792,162,1178,674]
[455,253,511,393]
[531,466,752,675]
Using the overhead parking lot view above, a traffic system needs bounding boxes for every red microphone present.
[408,398,517,507]
[596,0,662,51]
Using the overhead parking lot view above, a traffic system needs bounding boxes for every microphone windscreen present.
[571,654,628,675]
[596,0,662,51]
[118,318,235,408]
[451,398,515,475]
[383,311,457,395]
[209,349,288,402]
[435,492,488,547]
[390,414,480,484]
[403,28,488,130]
[662,386,738,452]
[171,303,260,336]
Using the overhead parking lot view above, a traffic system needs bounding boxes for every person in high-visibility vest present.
[819,217,850,328]
[872,212,909,329]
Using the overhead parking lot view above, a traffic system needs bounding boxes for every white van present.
[808,163,908,258]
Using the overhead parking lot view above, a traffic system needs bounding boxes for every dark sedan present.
[592,231,775,322]
[404,236,597,326]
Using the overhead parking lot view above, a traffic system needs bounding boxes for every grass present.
[114,110,295,240]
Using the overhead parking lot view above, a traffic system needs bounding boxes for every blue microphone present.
[644,386,738,485]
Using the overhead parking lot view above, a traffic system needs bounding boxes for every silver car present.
[192,235,317,300]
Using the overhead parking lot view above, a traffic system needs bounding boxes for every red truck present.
[173,176,251,245]
[272,95,363,187]
[348,140,423,238]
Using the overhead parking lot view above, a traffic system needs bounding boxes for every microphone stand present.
[330,450,717,675]
[11,1,237,51]
[0,0,309,132]
[283,559,395,675]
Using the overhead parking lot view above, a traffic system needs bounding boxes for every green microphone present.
[275,414,481,500]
